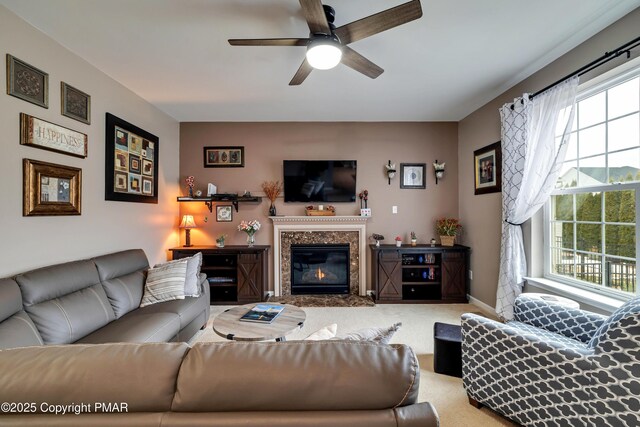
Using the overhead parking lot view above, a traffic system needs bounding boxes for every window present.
[545,64,640,298]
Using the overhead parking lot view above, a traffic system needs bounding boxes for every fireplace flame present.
[316,268,325,280]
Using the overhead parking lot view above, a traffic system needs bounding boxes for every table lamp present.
[179,215,197,247]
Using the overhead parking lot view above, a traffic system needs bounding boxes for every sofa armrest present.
[513,294,606,343]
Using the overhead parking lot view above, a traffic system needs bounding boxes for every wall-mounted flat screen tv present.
[283,160,357,203]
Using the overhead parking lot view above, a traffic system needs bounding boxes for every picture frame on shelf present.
[204,146,244,168]
[6,54,48,108]
[216,205,233,222]
[105,112,159,204]
[20,113,88,158]
[400,163,426,189]
[474,141,502,195]
[23,159,82,216]
[61,82,91,124]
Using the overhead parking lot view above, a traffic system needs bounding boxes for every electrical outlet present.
[469,270,473,280]
[392,205,398,214]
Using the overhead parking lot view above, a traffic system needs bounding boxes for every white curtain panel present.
[495,76,579,320]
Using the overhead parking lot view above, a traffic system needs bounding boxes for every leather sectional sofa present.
[0,249,210,349]
[0,340,439,426]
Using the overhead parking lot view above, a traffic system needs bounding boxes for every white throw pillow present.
[140,259,188,307]
[304,323,338,340]
[154,253,202,297]
[339,322,402,345]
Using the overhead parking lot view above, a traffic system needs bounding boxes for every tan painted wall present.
[0,6,180,277]
[458,8,640,308]
[180,122,458,291]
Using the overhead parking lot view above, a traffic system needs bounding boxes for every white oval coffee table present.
[213,303,306,341]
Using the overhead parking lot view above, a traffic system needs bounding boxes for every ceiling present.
[1,0,638,122]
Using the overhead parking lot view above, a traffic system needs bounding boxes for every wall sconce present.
[433,160,445,185]
[179,215,197,247]
[385,160,396,185]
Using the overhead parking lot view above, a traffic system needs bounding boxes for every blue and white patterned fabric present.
[462,294,640,426]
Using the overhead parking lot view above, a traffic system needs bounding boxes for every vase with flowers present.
[238,220,261,247]
[185,176,195,198]
[261,180,282,216]
[435,218,462,246]
[395,236,402,247]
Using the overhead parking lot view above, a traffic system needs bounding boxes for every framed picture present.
[6,54,48,108]
[216,205,233,222]
[474,141,502,195]
[400,163,426,189]
[105,113,159,203]
[20,113,87,158]
[61,82,91,124]
[23,159,81,216]
[204,146,244,168]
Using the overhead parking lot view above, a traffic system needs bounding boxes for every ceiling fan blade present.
[229,38,309,46]
[334,0,423,45]
[289,59,313,86]
[341,47,384,79]
[299,0,331,35]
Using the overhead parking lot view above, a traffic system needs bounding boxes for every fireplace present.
[291,244,350,295]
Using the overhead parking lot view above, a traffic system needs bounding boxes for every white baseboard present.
[468,295,497,317]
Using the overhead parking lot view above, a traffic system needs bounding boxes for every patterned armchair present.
[461,294,640,426]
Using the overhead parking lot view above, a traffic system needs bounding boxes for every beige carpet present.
[193,304,517,427]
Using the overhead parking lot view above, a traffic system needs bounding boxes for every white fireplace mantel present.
[271,216,369,296]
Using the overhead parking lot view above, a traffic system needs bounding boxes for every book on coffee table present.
[239,304,285,323]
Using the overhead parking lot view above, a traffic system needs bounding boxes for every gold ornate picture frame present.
[23,159,82,216]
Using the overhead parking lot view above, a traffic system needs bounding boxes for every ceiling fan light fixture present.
[306,35,342,70]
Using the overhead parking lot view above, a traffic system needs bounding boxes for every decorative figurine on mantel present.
[185,176,195,198]
[359,189,371,217]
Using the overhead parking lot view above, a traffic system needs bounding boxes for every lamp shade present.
[306,36,342,70]
[179,215,197,229]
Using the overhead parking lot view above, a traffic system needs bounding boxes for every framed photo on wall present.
[400,163,426,189]
[216,205,233,222]
[61,82,91,124]
[6,54,48,108]
[204,146,244,168]
[105,113,159,203]
[474,141,502,195]
[23,159,82,216]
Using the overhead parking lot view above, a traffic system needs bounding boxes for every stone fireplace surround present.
[271,216,369,297]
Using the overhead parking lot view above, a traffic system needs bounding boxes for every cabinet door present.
[442,251,466,301]
[237,253,262,302]
[378,251,402,300]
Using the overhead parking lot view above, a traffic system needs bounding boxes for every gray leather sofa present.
[0,249,210,349]
[0,340,439,426]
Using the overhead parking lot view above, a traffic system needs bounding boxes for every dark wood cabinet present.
[370,244,470,304]
[170,246,269,305]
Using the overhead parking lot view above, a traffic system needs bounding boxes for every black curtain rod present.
[511,35,640,109]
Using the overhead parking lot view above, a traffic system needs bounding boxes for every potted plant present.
[435,218,462,246]
[261,180,282,216]
[410,231,417,246]
[395,236,402,248]
[215,234,227,248]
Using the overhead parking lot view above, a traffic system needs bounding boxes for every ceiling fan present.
[228,0,423,85]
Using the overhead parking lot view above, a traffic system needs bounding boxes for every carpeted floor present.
[192,303,517,427]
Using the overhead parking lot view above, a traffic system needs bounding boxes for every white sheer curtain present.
[495,76,579,320]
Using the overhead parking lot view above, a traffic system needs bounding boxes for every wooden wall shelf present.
[177,195,262,212]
